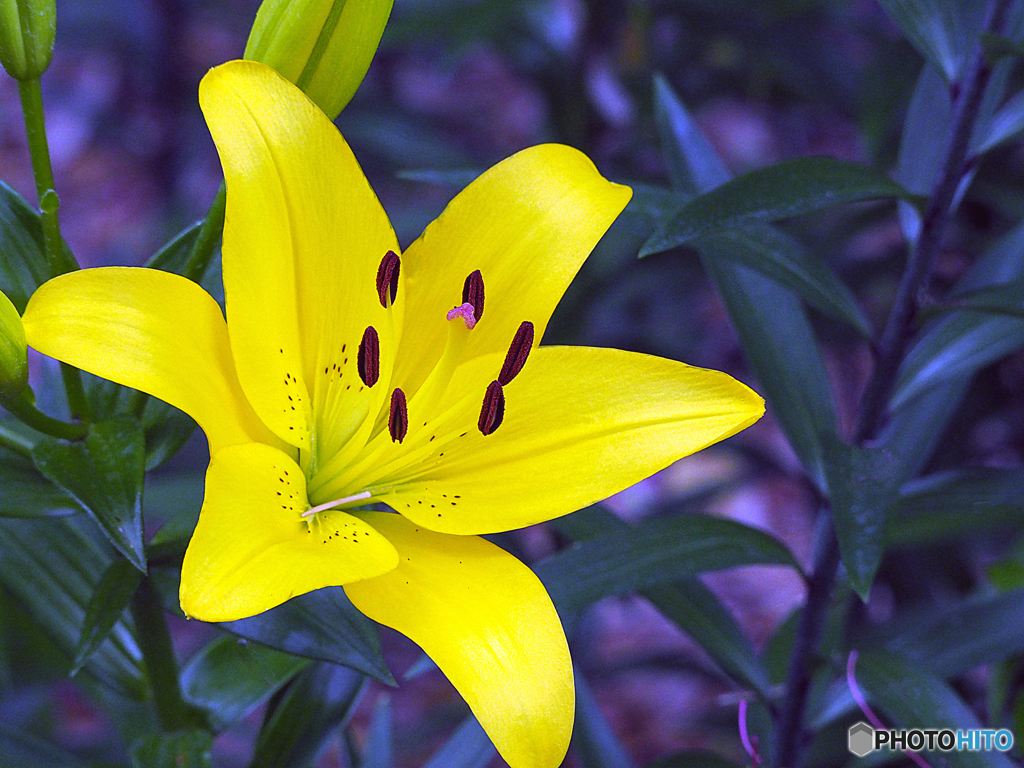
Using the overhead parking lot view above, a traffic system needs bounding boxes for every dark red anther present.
[497,321,534,385]
[389,388,408,443]
[376,250,401,308]
[478,380,505,436]
[462,269,485,323]
[357,326,380,387]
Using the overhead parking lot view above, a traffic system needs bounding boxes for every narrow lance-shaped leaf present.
[652,73,730,194]
[249,661,367,768]
[641,157,910,257]
[552,506,771,698]
[537,512,799,612]
[875,0,970,82]
[221,587,393,684]
[694,223,871,337]
[0,515,145,696]
[0,181,50,312]
[0,446,82,518]
[32,417,147,572]
[180,635,309,732]
[891,468,1024,545]
[824,438,900,601]
[864,589,1024,677]
[650,81,840,489]
[357,696,393,768]
[72,557,143,675]
[420,714,497,768]
[855,651,1015,768]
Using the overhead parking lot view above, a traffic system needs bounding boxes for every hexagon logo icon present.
[848,721,875,757]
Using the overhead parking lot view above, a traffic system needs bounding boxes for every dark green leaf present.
[72,557,143,675]
[875,0,968,82]
[866,589,1024,676]
[0,515,145,696]
[855,651,1015,768]
[647,751,743,768]
[223,587,393,685]
[145,221,202,272]
[824,439,899,600]
[892,309,1024,409]
[921,278,1024,321]
[130,729,213,768]
[0,446,82,518]
[702,258,838,487]
[891,469,1024,544]
[538,513,799,612]
[0,181,49,312]
[181,635,309,732]
[553,507,770,697]
[421,715,496,768]
[653,73,730,195]
[249,661,366,768]
[572,670,636,768]
[32,417,147,571]
[641,158,909,257]
[646,85,839,486]
[0,722,89,768]
[694,223,871,336]
[978,88,1024,152]
[357,696,393,768]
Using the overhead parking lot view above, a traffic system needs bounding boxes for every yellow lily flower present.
[22,61,763,768]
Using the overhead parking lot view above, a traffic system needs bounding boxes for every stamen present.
[357,326,380,387]
[498,321,534,385]
[302,491,372,518]
[376,250,401,308]
[478,380,505,435]
[462,269,485,322]
[446,302,478,330]
[389,388,409,443]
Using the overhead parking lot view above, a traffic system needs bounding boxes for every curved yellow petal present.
[182,443,399,622]
[201,60,400,457]
[391,144,631,397]
[382,346,764,534]
[344,512,573,768]
[22,268,276,455]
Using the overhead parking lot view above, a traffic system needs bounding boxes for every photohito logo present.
[847,722,1015,757]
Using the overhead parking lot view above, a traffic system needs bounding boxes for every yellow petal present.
[382,346,764,534]
[22,268,276,455]
[201,60,400,458]
[391,144,631,397]
[181,443,399,622]
[345,512,573,768]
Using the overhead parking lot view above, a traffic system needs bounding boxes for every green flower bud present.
[244,0,393,120]
[0,290,27,397]
[0,0,56,80]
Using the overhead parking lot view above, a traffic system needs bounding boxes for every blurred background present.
[2,0,1023,765]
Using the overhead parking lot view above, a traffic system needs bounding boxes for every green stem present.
[130,579,195,731]
[1,392,86,441]
[182,183,227,283]
[0,422,33,456]
[17,78,89,421]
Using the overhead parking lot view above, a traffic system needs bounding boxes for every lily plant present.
[21,61,763,768]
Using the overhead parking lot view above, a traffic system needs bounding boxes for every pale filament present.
[301,490,372,518]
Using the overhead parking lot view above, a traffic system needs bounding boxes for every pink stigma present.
[447,302,478,329]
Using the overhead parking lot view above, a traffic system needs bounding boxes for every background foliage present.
[3,0,1024,766]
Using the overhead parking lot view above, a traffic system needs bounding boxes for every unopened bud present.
[0,290,27,397]
[244,0,393,120]
[0,0,56,80]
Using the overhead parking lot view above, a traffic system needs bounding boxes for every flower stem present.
[182,182,226,283]
[130,578,196,732]
[16,78,90,421]
[1,392,86,441]
[773,1,1013,765]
